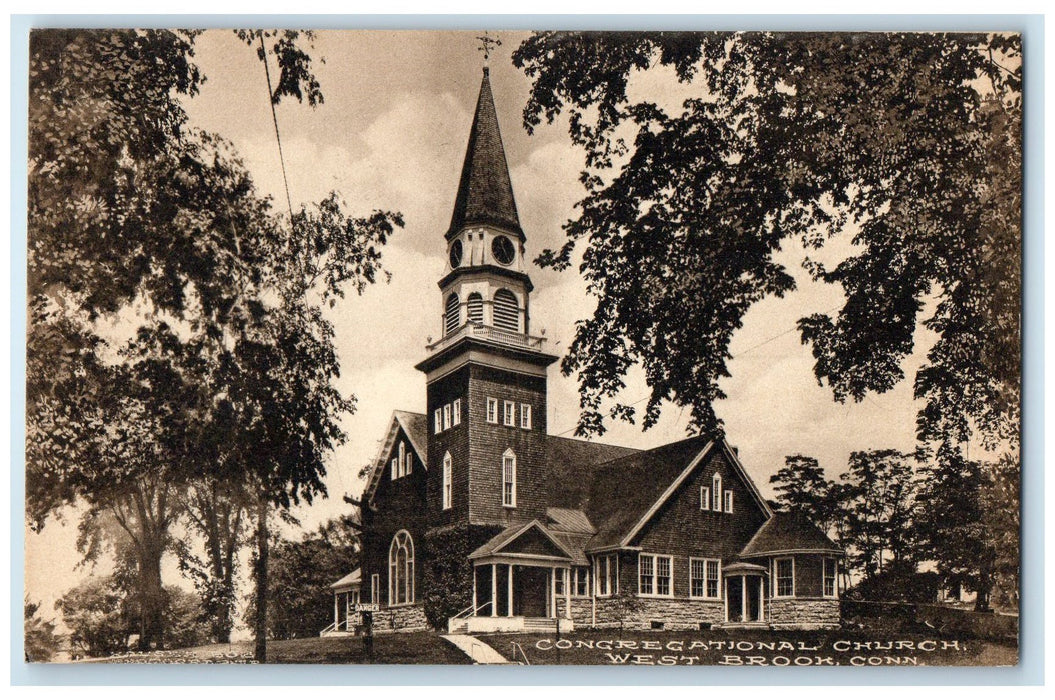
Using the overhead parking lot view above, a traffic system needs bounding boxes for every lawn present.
[89,632,472,665]
[478,628,1018,667]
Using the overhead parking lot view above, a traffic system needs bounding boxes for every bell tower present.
[416,66,557,533]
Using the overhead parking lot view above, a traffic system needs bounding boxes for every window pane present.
[657,557,671,595]
[639,555,653,595]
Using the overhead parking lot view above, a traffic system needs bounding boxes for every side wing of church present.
[347,67,843,635]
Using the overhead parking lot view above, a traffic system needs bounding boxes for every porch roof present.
[468,519,588,565]
[738,512,842,558]
[329,568,362,592]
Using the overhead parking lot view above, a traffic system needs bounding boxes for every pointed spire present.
[446,68,524,240]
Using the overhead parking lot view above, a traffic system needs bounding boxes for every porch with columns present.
[721,562,768,626]
[449,555,577,634]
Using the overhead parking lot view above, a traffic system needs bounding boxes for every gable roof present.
[544,436,640,510]
[468,519,582,563]
[446,68,523,240]
[738,512,842,558]
[329,568,361,590]
[362,410,428,505]
[582,436,774,552]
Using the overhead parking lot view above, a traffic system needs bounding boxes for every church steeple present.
[446,68,523,241]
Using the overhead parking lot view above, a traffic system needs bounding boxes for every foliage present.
[421,524,501,629]
[981,454,1020,609]
[769,455,843,536]
[842,561,942,604]
[612,588,645,633]
[838,449,919,578]
[24,597,61,662]
[512,31,1020,453]
[915,450,996,610]
[255,515,361,640]
[56,576,131,657]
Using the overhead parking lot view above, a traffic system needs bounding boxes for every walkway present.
[441,634,511,664]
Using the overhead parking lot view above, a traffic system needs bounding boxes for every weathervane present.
[476,32,502,67]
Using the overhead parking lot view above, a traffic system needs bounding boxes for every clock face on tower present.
[449,239,463,268]
[491,235,515,266]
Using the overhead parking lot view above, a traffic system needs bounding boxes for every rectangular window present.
[486,397,498,424]
[691,558,720,598]
[700,486,711,511]
[502,453,516,507]
[596,556,609,597]
[442,456,452,510]
[371,574,380,605]
[823,558,837,597]
[639,555,654,596]
[776,557,795,598]
[706,560,720,598]
[519,403,532,429]
[554,568,566,596]
[443,403,452,431]
[573,567,590,597]
[452,398,461,426]
[503,400,516,427]
[724,490,734,513]
[390,457,398,480]
[638,554,673,597]
[434,408,442,433]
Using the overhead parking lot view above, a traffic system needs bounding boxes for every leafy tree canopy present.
[513,31,1021,454]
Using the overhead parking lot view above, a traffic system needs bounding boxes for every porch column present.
[491,563,498,617]
[334,592,339,628]
[759,577,765,621]
[508,564,514,617]
[564,567,571,619]
[345,592,351,631]
[472,566,478,612]
[550,567,556,618]
[741,576,748,622]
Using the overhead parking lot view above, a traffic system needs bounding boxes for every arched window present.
[502,449,517,507]
[442,452,453,510]
[712,473,723,512]
[445,293,460,336]
[388,530,415,605]
[466,292,484,325]
[493,289,519,332]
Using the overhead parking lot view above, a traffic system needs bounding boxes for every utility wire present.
[259,33,296,225]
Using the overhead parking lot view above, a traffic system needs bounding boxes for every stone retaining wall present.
[372,604,430,633]
[768,598,840,629]
[554,597,725,631]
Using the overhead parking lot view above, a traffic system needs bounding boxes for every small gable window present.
[712,474,723,512]
[723,490,734,514]
[390,457,398,480]
[398,442,406,478]
[502,449,517,507]
[700,485,711,511]
[442,452,452,510]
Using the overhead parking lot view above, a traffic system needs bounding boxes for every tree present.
[839,449,919,578]
[511,32,1020,457]
[251,515,360,640]
[28,29,402,661]
[981,454,1019,610]
[769,455,843,536]
[24,597,61,662]
[56,576,131,658]
[915,450,997,610]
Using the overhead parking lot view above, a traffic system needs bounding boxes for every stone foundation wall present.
[372,604,429,633]
[557,597,725,631]
[768,598,840,629]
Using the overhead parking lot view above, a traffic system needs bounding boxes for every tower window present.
[503,400,516,426]
[492,289,519,332]
[443,404,452,431]
[442,452,452,510]
[445,293,460,336]
[466,292,483,325]
[502,449,517,507]
[434,408,442,434]
[486,397,498,424]
[452,398,462,426]
[520,403,532,429]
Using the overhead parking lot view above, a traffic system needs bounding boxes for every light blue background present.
[9,13,1045,685]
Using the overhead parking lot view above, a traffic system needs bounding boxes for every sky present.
[25,29,963,625]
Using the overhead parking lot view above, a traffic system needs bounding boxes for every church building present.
[347,67,843,635]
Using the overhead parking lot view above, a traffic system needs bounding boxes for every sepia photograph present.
[22,26,1022,668]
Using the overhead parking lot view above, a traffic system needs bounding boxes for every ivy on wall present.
[421,523,502,629]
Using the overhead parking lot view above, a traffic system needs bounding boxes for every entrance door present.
[513,566,549,617]
[726,578,744,622]
[746,577,761,622]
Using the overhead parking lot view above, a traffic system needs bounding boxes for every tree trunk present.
[254,495,269,662]
[137,544,166,650]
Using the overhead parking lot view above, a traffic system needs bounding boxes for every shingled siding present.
[467,365,549,526]
[426,366,471,528]
[629,449,771,597]
[768,598,841,629]
[361,426,428,608]
[371,604,430,633]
